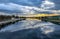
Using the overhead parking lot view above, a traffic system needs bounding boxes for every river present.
[0,20,60,39]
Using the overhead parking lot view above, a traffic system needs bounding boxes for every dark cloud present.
[0,3,45,14]
[0,0,60,14]
[0,0,43,6]
[51,0,60,10]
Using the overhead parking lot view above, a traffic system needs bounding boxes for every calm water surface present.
[0,20,60,39]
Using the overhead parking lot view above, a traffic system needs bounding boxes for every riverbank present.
[0,19,21,29]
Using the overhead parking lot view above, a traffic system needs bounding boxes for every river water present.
[0,20,60,39]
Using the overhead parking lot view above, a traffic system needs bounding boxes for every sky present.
[0,0,60,14]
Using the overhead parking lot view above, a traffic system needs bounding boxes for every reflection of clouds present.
[34,22,56,34]
[0,20,60,39]
[0,20,40,32]
[0,20,58,35]
[41,25,54,34]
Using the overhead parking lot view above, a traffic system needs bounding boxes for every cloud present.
[0,3,59,14]
[41,0,55,10]
[0,3,44,14]
[0,3,35,14]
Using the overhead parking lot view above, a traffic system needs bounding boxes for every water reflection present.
[0,20,60,39]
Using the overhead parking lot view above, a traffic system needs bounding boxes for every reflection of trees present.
[12,15,19,18]
[41,15,60,22]
[47,16,60,21]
